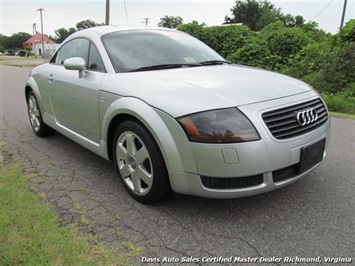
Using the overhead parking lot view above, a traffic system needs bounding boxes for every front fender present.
[100,94,197,184]
[25,75,41,104]
[25,68,53,120]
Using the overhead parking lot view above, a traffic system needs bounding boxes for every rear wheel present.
[27,91,55,137]
[113,120,172,204]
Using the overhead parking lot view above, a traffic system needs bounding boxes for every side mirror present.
[64,57,86,78]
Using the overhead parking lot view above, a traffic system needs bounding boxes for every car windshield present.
[102,29,225,73]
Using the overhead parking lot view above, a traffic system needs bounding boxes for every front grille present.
[262,98,328,139]
[201,174,263,189]
[272,164,300,183]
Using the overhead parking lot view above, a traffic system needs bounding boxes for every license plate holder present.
[299,139,326,173]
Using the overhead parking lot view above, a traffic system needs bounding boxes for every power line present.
[2,1,42,17]
[310,0,335,21]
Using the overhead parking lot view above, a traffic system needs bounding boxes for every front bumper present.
[170,133,329,199]
[165,93,331,199]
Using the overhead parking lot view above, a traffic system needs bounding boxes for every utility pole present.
[143,18,150,26]
[123,0,129,24]
[37,8,45,59]
[32,23,36,57]
[105,0,110,25]
[339,0,348,31]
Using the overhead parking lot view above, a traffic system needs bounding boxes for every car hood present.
[101,65,313,117]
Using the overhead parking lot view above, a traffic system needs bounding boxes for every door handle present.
[47,74,54,81]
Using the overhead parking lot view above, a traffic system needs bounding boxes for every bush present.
[202,25,255,58]
[303,42,354,94]
[178,19,355,114]
[339,19,355,43]
[179,24,254,58]
[300,21,329,42]
[259,22,312,69]
[227,40,274,68]
[322,92,355,114]
[177,22,205,41]
[282,41,332,81]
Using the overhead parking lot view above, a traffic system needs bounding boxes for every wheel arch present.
[25,83,55,137]
[103,97,187,177]
[25,77,42,106]
[106,113,137,161]
[25,85,32,99]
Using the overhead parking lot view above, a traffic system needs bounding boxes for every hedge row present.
[178,20,355,114]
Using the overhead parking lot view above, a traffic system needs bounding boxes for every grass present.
[330,111,355,119]
[0,162,142,265]
[322,92,355,115]
[0,55,41,60]
[0,56,44,67]
[0,56,16,61]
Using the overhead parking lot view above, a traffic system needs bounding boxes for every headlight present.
[178,108,260,143]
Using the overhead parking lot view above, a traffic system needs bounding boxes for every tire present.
[27,91,55,137]
[113,120,172,204]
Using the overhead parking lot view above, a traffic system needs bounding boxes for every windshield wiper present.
[199,60,232,66]
[128,63,201,72]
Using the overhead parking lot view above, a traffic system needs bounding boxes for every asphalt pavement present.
[1,64,354,265]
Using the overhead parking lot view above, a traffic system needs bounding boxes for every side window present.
[88,44,105,72]
[50,51,58,64]
[57,38,90,65]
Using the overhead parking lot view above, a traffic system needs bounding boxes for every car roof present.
[74,25,174,37]
[61,25,176,45]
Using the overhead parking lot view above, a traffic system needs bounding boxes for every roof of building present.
[23,33,57,47]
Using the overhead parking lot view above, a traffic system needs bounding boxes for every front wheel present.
[27,91,55,137]
[113,120,172,204]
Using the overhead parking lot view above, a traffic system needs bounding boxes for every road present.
[1,64,354,265]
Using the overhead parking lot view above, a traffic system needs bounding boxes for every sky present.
[1,0,354,38]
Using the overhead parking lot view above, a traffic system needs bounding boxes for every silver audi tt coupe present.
[25,26,330,204]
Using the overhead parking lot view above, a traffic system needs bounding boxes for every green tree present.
[339,19,355,42]
[158,16,183,28]
[255,1,283,30]
[76,19,104,31]
[0,34,8,52]
[54,27,76,43]
[295,15,305,27]
[225,0,305,31]
[225,0,285,31]
[281,14,305,28]
[5,32,32,51]
[224,0,262,31]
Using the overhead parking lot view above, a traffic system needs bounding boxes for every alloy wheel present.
[28,95,41,132]
[116,131,153,196]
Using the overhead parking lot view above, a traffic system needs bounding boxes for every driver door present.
[48,38,105,144]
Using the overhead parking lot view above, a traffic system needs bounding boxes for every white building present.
[22,33,60,58]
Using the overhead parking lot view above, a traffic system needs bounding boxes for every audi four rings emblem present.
[296,108,318,126]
